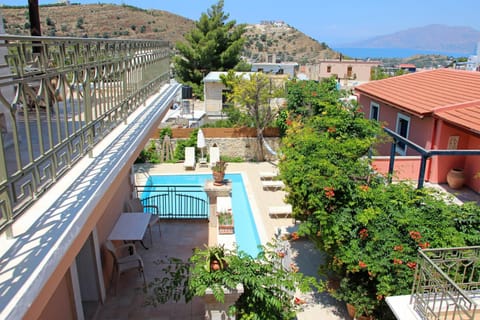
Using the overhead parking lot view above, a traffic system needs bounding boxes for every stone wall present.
[168,136,280,162]
[153,127,281,162]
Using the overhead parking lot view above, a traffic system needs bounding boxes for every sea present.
[333,47,471,59]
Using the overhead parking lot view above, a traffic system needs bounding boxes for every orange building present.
[355,68,480,191]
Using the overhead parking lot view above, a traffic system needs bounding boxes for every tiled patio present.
[95,220,209,319]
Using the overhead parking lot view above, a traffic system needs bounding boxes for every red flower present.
[393,245,403,252]
[286,119,293,126]
[358,228,369,240]
[358,260,367,268]
[409,230,422,241]
[418,242,430,249]
[407,261,417,269]
[327,126,336,133]
[393,258,403,265]
[294,297,306,305]
[290,263,299,273]
[359,185,370,192]
[324,186,335,199]
[277,251,286,258]
[291,232,300,240]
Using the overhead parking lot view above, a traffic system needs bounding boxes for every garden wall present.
[372,156,422,181]
[154,128,281,162]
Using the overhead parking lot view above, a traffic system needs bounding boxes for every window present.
[395,114,410,155]
[327,66,331,73]
[222,89,231,109]
[369,102,379,121]
[347,66,353,78]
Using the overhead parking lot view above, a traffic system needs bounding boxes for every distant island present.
[341,24,480,56]
[334,47,469,60]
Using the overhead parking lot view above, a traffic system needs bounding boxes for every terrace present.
[0,34,174,319]
[0,34,479,320]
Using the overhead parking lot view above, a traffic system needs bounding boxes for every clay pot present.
[212,171,225,186]
[446,168,465,189]
[346,303,374,320]
[210,259,221,271]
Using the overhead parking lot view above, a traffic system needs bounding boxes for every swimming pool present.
[144,173,261,257]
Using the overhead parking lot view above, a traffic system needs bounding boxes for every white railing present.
[411,247,480,319]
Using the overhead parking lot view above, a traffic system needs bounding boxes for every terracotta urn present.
[212,171,225,186]
[446,168,465,189]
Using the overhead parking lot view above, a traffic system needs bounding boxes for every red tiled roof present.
[434,101,480,134]
[355,69,480,117]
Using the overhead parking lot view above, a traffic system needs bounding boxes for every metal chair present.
[104,240,146,294]
[125,198,161,245]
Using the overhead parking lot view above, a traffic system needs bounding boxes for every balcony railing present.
[0,35,171,234]
[411,247,480,320]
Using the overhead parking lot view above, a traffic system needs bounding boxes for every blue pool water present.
[145,173,261,257]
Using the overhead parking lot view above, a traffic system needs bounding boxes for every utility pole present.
[28,0,41,54]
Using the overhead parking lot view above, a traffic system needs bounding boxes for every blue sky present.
[3,0,480,46]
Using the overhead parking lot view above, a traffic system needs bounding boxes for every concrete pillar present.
[203,179,232,246]
[203,284,244,320]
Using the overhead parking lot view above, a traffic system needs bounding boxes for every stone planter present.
[203,284,244,320]
[218,224,234,234]
[447,168,465,189]
[218,213,234,234]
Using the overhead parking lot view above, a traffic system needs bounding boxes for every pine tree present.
[173,0,245,95]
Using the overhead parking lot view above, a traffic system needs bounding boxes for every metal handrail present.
[411,246,480,319]
[135,184,209,219]
[0,35,171,233]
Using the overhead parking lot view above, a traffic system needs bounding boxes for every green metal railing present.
[0,35,171,234]
[411,247,480,319]
[135,185,209,219]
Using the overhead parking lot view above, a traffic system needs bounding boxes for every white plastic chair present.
[209,146,220,168]
[125,198,160,246]
[184,146,196,169]
[104,240,146,294]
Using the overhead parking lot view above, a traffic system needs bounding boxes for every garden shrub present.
[279,85,480,318]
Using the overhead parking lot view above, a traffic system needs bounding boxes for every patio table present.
[108,212,151,248]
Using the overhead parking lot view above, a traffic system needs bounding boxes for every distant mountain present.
[344,24,480,54]
[0,4,338,64]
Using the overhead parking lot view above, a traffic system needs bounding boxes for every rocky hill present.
[345,24,480,54]
[0,3,338,64]
[242,21,338,63]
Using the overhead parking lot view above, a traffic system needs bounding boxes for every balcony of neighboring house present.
[0,34,179,319]
[388,247,480,320]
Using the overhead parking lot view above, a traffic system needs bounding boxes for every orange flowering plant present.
[278,89,478,318]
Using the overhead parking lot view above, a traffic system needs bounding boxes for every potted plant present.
[212,161,227,186]
[332,277,376,320]
[196,244,229,272]
[217,209,234,234]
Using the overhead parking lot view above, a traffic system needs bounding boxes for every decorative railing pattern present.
[411,247,480,320]
[0,35,170,233]
[135,184,209,219]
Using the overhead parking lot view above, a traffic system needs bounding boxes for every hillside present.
[1,3,195,45]
[0,3,338,64]
[242,21,338,63]
[345,24,480,54]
